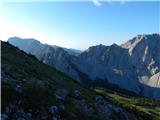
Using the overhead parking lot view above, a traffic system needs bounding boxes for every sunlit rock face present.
[122,33,160,77]
[8,33,160,99]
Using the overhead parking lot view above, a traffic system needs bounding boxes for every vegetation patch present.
[95,88,160,120]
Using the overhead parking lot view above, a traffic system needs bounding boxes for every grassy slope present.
[95,88,160,120]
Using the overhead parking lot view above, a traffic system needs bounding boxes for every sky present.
[0,0,159,50]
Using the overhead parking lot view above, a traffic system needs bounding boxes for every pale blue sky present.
[1,1,159,50]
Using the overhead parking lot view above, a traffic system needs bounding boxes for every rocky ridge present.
[8,33,160,99]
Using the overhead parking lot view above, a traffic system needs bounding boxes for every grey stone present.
[1,113,8,120]
[74,89,81,98]
[52,116,57,120]
[50,105,58,114]
[54,89,68,101]
[5,106,11,114]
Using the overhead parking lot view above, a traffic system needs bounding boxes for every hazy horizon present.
[0,1,159,50]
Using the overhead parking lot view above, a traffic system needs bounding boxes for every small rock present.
[8,103,15,109]
[26,113,32,118]
[50,105,58,114]
[5,106,11,114]
[95,95,106,105]
[1,113,8,120]
[15,84,22,93]
[52,116,57,120]
[54,89,68,101]
[74,90,81,98]
[54,94,64,101]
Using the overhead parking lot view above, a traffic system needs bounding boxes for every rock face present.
[147,72,160,88]
[122,34,160,76]
[8,33,160,99]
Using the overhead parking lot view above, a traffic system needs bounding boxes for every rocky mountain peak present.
[121,33,160,50]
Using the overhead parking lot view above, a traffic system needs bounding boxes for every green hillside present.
[95,88,160,120]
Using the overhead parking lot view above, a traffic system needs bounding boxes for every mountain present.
[73,33,160,98]
[3,41,160,120]
[8,33,160,99]
[8,37,80,80]
[8,37,81,56]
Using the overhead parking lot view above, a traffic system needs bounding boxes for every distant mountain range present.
[8,33,160,99]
